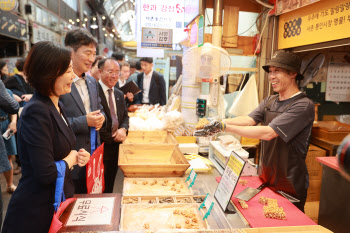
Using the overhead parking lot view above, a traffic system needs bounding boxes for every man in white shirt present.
[60,29,105,194]
[97,58,129,193]
[135,57,166,105]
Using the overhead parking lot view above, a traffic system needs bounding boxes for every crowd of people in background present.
[0,28,166,232]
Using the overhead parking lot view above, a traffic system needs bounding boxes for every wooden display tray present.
[312,121,350,141]
[120,203,210,232]
[240,225,333,233]
[118,144,190,177]
[122,195,207,205]
[124,130,178,144]
[123,177,193,196]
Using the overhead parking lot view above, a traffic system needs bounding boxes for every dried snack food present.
[195,118,210,130]
[239,179,248,186]
[144,223,150,229]
[193,197,205,203]
[238,200,248,209]
[159,197,174,203]
[142,181,148,185]
[123,198,138,204]
[259,196,286,220]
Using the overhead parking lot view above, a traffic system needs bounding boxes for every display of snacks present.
[193,196,206,203]
[259,196,286,220]
[123,178,193,196]
[195,118,210,130]
[120,203,209,232]
[122,195,207,205]
[238,200,248,209]
[173,125,196,137]
[238,179,248,186]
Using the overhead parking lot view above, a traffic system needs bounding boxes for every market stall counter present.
[316,156,350,233]
[58,193,121,232]
[214,176,316,228]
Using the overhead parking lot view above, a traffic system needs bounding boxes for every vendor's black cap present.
[263,50,304,80]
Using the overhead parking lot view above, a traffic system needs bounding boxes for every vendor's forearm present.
[225,125,278,141]
[224,116,256,126]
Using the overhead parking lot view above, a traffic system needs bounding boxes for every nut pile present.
[238,200,248,209]
[259,196,286,220]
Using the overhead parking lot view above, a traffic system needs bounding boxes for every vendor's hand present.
[126,92,134,102]
[112,128,127,142]
[7,121,17,134]
[203,120,226,132]
[21,94,32,102]
[77,148,90,167]
[87,110,105,130]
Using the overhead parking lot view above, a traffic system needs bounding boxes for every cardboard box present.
[306,144,326,180]
[306,179,322,202]
[305,201,320,224]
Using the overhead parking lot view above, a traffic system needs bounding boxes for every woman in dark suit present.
[2,41,90,233]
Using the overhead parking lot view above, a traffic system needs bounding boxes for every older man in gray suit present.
[60,29,105,194]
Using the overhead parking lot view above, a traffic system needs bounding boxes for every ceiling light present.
[69,19,72,22]
[111,15,114,19]
[102,16,106,20]
[84,18,88,22]
[112,29,115,32]
[110,33,114,37]
[102,28,106,31]
[90,24,98,29]
[93,17,97,21]
[76,19,80,22]
[104,34,108,37]
[82,23,86,27]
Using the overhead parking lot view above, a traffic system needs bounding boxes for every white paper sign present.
[66,197,115,226]
[214,151,245,211]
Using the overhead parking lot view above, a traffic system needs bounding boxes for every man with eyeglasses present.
[60,29,106,194]
[97,58,129,193]
[206,50,315,212]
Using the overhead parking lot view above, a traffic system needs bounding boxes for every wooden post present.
[222,6,239,48]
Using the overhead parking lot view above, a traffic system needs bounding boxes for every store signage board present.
[141,27,173,49]
[278,0,350,49]
[32,23,60,44]
[0,9,26,41]
[66,197,115,226]
[326,52,350,102]
[276,0,319,15]
[214,151,246,212]
[0,0,17,11]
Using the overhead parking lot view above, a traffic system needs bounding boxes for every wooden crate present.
[120,203,209,231]
[242,225,333,233]
[124,130,178,145]
[306,179,322,202]
[118,144,190,177]
[312,121,350,141]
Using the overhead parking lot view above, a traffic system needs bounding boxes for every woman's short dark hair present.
[65,29,97,52]
[140,57,153,64]
[24,41,72,96]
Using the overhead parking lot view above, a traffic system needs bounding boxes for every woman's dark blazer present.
[2,92,76,233]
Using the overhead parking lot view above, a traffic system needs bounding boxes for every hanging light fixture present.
[93,17,97,21]
[111,15,115,19]
[76,19,80,22]
[84,18,88,22]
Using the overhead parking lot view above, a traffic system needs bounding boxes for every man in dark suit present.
[60,29,105,194]
[135,57,166,105]
[97,58,129,193]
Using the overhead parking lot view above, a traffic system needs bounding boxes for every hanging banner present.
[276,0,320,15]
[0,9,26,40]
[278,0,350,49]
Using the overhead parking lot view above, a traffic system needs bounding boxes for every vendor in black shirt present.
[207,50,315,212]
